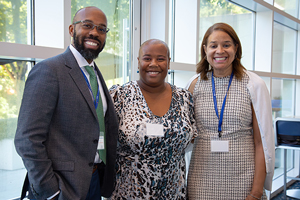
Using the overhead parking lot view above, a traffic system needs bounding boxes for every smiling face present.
[138,40,170,87]
[204,30,238,77]
[69,7,107,63]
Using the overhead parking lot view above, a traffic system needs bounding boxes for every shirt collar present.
[69,44,95,68]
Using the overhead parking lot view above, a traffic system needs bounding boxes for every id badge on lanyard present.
[210,71,233,152]
[211,136,229,152]
[97,132,105,150]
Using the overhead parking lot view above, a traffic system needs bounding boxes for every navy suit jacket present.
[14,47,118,200]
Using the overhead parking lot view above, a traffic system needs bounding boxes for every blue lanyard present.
[211,70,234,137]
[80,68,100,109]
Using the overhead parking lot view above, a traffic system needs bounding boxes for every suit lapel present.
[63,47,98,119]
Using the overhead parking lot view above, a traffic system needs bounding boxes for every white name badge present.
[211,140,229,152]
[97,136,105,150]
[146,123,164,137]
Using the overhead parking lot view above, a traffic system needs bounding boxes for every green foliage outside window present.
[0,0,29,140]
[0,0,28,44]
[71,0,130,57]
[200,0,250,17]
[0,60,28,140]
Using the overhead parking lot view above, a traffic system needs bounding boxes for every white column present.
[254,10,273,72]
[35,0,65,48]
[173,0,199,64]
[140,0,169,43]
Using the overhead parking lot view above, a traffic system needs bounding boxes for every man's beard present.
[73,30,105,61]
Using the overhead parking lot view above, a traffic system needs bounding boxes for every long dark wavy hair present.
[197,23,246,80]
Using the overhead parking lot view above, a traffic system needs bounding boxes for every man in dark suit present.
[14,6,118,200]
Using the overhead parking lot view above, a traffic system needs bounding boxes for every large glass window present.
[0,0,28,44]
[272,78,295,118]
[272,78,296,182]
[274,149,294,178]
[72,0,131,88]
[170,0,255,87]
[272,22,297,75]
[0,60,31,199]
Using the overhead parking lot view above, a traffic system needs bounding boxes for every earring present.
[168,70,171,75]
[137,70,139,73]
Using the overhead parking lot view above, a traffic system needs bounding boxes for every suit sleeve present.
[14,62,60,199]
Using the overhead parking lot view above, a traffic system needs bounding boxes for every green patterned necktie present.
[84,66,106,164]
